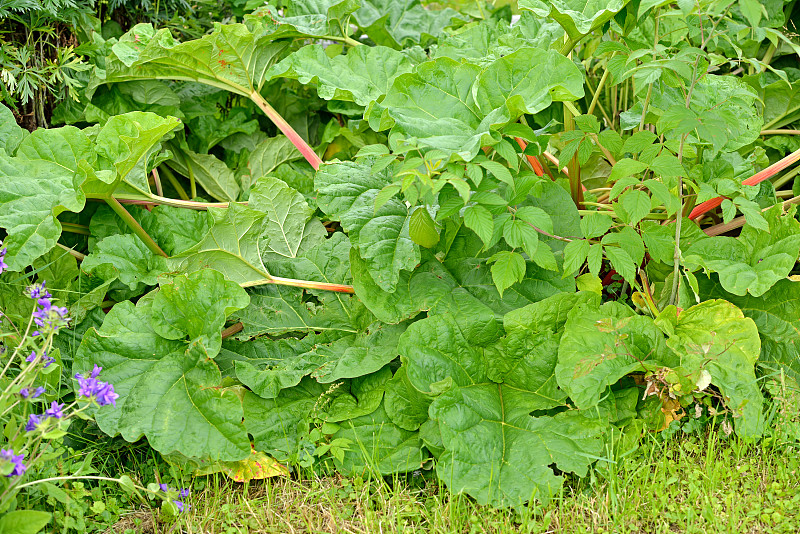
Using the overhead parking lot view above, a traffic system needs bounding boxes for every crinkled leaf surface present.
[173,202,272,285]
[384,365,433,431]
[499,292,600,409]
[684,206,800,297]
[519,0,629,40]
[316,161,419,292]
[246,135,302,190]
[267,44,413,107]
[74,271,251,461]
[431,386,605,508]
[149,269,249,353]
[95,111,181,197]
[246,0,359,40]
[354,0,463,49]
[233,233,368,339]
[81,234,169,292]
[699,276,800,381]
[248,176,326,262]
[660,300,764,437]
[243,378,325,462]
[94,22,289,97]
[557,304,669,409]
[382,52,582,159]
[333,404,424,476]
[0,103,27,153]
[0,127,89,270]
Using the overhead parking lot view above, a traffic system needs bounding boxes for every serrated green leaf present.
[409,206,440,248]
[316,161,419,292]
[488,251,526,296]
[463,205,494,246]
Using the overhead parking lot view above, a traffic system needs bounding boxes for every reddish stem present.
[689,147,800,220]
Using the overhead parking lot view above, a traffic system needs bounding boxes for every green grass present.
[108,429,800,534]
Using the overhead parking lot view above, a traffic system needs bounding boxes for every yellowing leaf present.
[195,449,289,482]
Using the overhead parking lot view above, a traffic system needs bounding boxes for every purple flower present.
[0,246,7,274]
[44,401,64,419]
[159,483,169,492]
[19,387,45,399]
[26,351,39,363]
[25,414,42,432]
[179,488,190,498]
[0,449,26,477]
[26,282,51,301]
[28,286,69,333]
[173,501,190,513]
[75,370,118,407]
[42,356,55,368]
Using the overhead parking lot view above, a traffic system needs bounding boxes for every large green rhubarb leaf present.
[248,176,326,262]
[684,205,800,297]
[519,0,630,42]
[74,270,251,461]
[246,0,360,41]
[0,103,27,154]
[381,58,486,159]
[81,234,169,292]
[0,127,90,270]
[432,386,605,508]
[316,161,418,292]
[699,276,800,381]
[354,0,462,49]
[267,44,413,107]
[232,233,368,339]
[333,404,424,476]
[499,292,600,409]
[95,111,181,197]
[381,52,582,159]
[242,378,325,462]
[556,304,669,409]
[172,202,271,285]
[92,22,289,97]
[657,300,764,437]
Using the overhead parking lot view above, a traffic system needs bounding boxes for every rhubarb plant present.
[1,0,799,511]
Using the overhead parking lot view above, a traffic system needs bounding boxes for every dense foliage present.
[1,0,799,513]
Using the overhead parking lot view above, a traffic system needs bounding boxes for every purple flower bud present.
[159,483,169,492]
[44,401,64,419]
[95,382,118,407]
[26,282,51,300]
[0,449,26,477]
[43,356,55,368]
[26,351,38,363]
[90,365,102,379]
[0,246,7,275]
[18,387,43,399]
[25,414,42,432]
[179,488,190,498]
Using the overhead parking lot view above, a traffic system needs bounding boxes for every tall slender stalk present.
[249,90,323,170]
[106,196,168,258]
